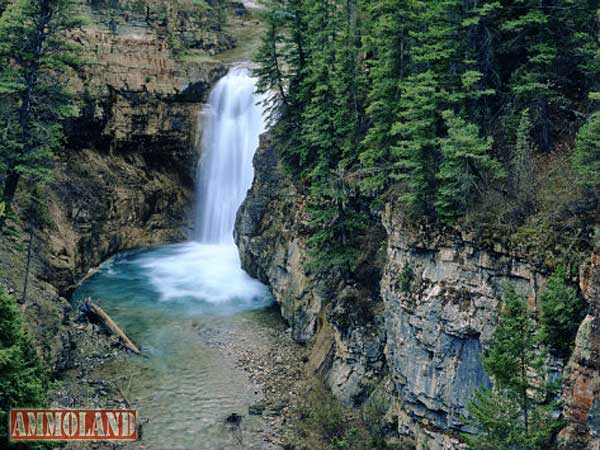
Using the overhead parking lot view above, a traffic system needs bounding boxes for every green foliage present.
[435,110,504,223]
[299,382,401,450]
[306,168,368,273]
[484,285,542,393]
[0,0,83,205]
[254,0,600,273]
[0,287,50,449]
[398,262,414,294]
[359,0,411,194]
[465,284,561,449]
[306,384,346,442]
[391,70,439,216]
[573,111,600,188]
[511,108,536,213]
[539,266,584,358]
[465,387,559,450]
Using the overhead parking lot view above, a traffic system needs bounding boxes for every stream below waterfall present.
[72,68,287,449]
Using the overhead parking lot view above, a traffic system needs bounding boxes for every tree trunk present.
[20,220,34,305]
[6,0,52,203]
[83,301,141,354]
[2,171,20,205]
[521,356,529,433]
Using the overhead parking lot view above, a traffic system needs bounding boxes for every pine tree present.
[389,0,480,217]
[465,284,561,449]
[0,0,82,205]
[573,111,600,189]
[359,0,412,194]
[306,167,367,273]
[539,266,584,358]
[298,0,338,178]
[331,0,363,167]
[254,0,308,171]
[497,0,599,153]
[435,110,503,222]
[0,287,49,448]
[391,70,440,217]
[512,108,536,212]
[254,0,296,124]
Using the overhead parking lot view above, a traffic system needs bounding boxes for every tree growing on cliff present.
[0,0,82,206]
[253,0,307,167]
[539,266,584,358]
[511,108,536,215]
[573,110,600,190]
[0,287,50,449]
[358,0,411,195]
[465,284,561,449]
[435,110,504,223]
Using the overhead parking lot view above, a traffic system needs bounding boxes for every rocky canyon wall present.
[236,137,598,449]
[0,0,242,369]
[44,0,231,293]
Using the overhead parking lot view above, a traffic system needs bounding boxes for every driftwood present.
[82,301,141,354]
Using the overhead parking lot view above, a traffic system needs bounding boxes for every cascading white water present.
[194,67,265,243]
[123,67,270,306]
[72,67,274,450]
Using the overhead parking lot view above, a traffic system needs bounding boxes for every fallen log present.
[82,300,141,355]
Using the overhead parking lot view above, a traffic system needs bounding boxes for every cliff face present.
[42,1,230,293]
[380,210,553,448]
[236,136,388,415]
[236,137,594,449]
[236,135,323,343]
[559,254,600,450]
[1,0,240,369]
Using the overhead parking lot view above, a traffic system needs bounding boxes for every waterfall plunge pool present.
[72,243,280,449]
[70,68,283,449]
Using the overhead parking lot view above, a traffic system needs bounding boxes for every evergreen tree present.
[539,266,584,358]
[497,0,599,152]
[254,0,296,124]
[391,70,440,217]
[573,111,600,189]
[511,108,536,213]
[0,287,49,448]
[331,0,363,166]
[254,0,309,169]
[388,0,488,217]
[298,0,337,178]
[499,1,555,151]
[359,0,412,194]
[0,0,82,205]
[306,167,368,273]
[465,284,561,449]
[435,110,503,222]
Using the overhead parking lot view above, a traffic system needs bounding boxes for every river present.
[72,68,289,449]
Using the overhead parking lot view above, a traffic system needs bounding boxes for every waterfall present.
[121,67,270,306]
[193,67,265,243]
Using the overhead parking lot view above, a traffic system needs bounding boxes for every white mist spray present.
[137,67,269,306]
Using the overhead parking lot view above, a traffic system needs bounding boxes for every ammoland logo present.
[9,409,137,441]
